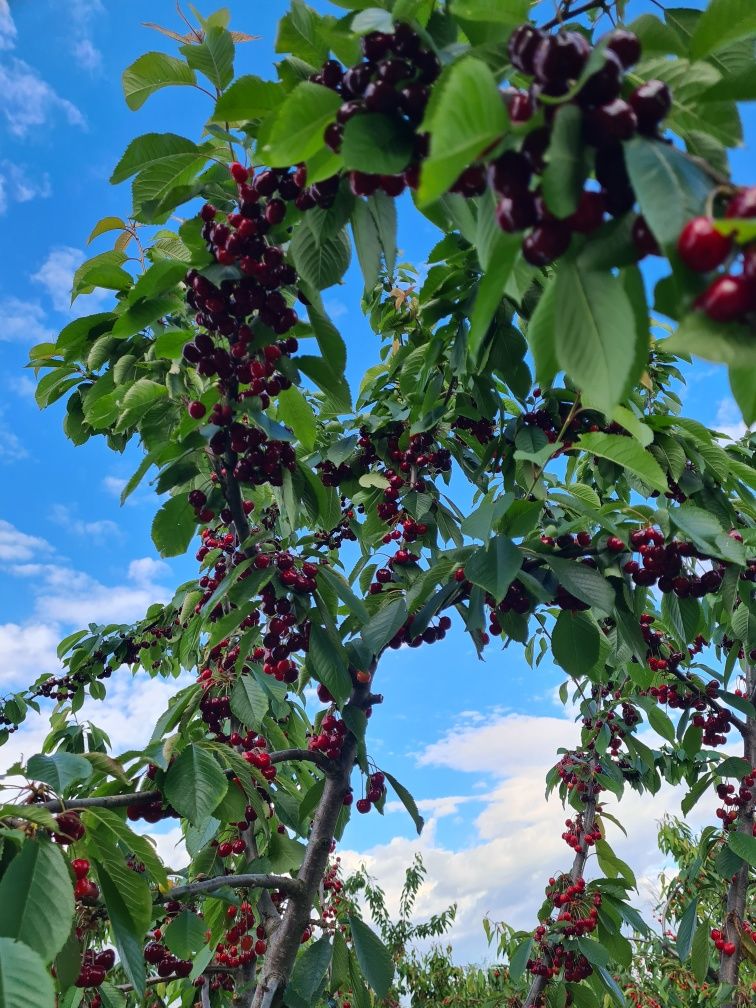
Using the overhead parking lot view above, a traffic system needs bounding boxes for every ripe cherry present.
[568,191,605,234]
[254,939,267,956]
[605,29,641,69]
[71,858,90,879]
[187,400,206,420]
[355,798,371,813]
[606,536,625,553]
[632,215,660,258]
[522,220,571,266]
[677,217,732,272]
[695,274,752,322]
[229,162,249,184]
[726,185,756,218]
[629,80,672,133]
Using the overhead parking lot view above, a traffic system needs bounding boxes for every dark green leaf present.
[164,744,228,825]
[545,557,614,615]
[362,597,408,654]
[163,911,206,959]
[383,770,424,835]
[263,82,342,166]
[151,495,197,558]
[574,433,668,493]
[342,114,414,174]
[290,226,351,289]
[347,915,394,997]
[0,842,74,960]
[181,27,234,90]
[676,899,698,962]
[726,832,756,867]
[552,610,600,677]
[464,535,522,604]
[542,105,586,218]
[211,75,283,122]
[122,53,196,110]
[230,673,269,730]
[689,0,756,57]
[0,937,55,1008]
[307,624,352,705]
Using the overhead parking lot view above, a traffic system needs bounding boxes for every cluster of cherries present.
[561,815,601,855]
[355,770,386,814]
[70,856,100,906]
[309,712,349,761]
[527,943,593,983]
[143,931,192,979]
[677,186,756,323]
[52,810,86,845]
[544,874,602,938]
[498,25,671,264]
[212,900,273,968]
[714,769,755,830]
[620,526,725,597]
[73,945,115,990]
[314,23,440,197]
[709,927,737,958]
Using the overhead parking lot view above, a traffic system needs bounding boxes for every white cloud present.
[713,396,750,442]
[31,246,110,314]
[0,57,85,137]
[128,557,169,586]
[0,420,28,462]
[339,710,714,964]
[50,504,120,543]
[0,296,53,343]
[0,519,54,562]
[0,160,52,215]
[0,622,61,684]
[7,375,37,399]
[0,1,16,51]
[102,476,127,497]
[70,0,104,71]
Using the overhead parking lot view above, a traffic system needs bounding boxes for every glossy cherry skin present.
[695,275,751,322]
[629,80,672,133]
[677,217,732,272]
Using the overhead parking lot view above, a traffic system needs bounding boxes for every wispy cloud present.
[0,296,53,343]
[31,246,110,314]
[0,57,85,137]
[713,396,750,442]
[70,0,104,72]
[49,504,121,543]
[0,1,16,51]
[0,159,52,214]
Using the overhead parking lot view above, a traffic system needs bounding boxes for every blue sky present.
[0,0,752,962]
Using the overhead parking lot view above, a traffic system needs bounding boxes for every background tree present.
[0,2,754,1008]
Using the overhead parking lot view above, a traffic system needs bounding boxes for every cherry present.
[349,171,379,197]
[585,99,637,141]
[677,217,732,271]
[187,400,206,419]
[533,32,589,84]
[578,50,623,107]
[632,215,660,258]
[726,185,756,218]
[364,80,398,113]
[71,858,90,879]
[362,31,392,61]
[568,190,605,234]
[508,24,543,75]
[508,90,534,124]
[695,274,752,322]
[605,29,641,69]
[521,127,551,173]
[323,122,343,152]
[606,536,625,553]
[321,59,343,89]
[629,80,672,134]
[356,798,371,813]
[489,150,532,197]
[743,244,756,282]
[496,193,538,232]
[254,938,267,956]
[95,949,115,970]
[522,220,571,266]
[229,162,249,184]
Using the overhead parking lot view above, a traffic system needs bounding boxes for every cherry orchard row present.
[4,3,756,1008]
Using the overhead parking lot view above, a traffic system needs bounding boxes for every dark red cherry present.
[677,217,732,272]
[695,275,752,322]
[361,31,392,61]
[568,190,605,234]
[321,59,343,89]
[578,50,623,107]
[349,171,379,197]
[585,99,637,141]
[508,90,534,124]
[508,24,544,75]
[364,80,398,113]
[632,215,660,258]
[323,122,343,152]
[496,193,538,232]
[629,80,672,134]
[522,220,571,265]
[521,126,551,173]
[489,150,532,197]
[605,29,641,69]
[726,186,756,219]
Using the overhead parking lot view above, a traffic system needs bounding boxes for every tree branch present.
[163,873,303,902]
[26,790,160,813]
[541,0,610,31]
[270,748,333,773]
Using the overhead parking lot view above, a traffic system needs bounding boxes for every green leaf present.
[116,377,167,429]
[647,705,675,743]
[347,915,394,998]
[317,567,369,622]
[418,57,507,207]
[595,964,627,1007]
[468,234,521,360]
[552,610,600,677]
[81,808,168,888]
[151,494,197,558]
[664,311,756,368]
[541,105,586,218]
[464,535,522,603]
[624,137,711,251]
[307,623,352,705]
[509,937,532,982]
[450,0,529,21]
[122,52,196,111]
[211,74,282,123]
[0,841,74,960]
[383,770,424,835]
[164,744,228,825]
[263,82,341,166]
[276,0,329,66]
[727,831,756,867]
[98,983,127,1008]
[342,114,415,174]
[288,936,333,1004]
[230,673,269,730]
[297,355,352,412]
[676,899,698,962]
[351,198,382,292]
[545,557,615,615]
[729,365,756,425]
[277,386,317,452]
[527,278,558,387]
[95,865,146,999]
[27,752,92,793]
[362,597,408,654]
[574,433,668,493]
[0,938,55,1008]
[72,251,131,300]
[87,216,127,243]
[554,260,638,417]
[110,133,201,184]
[577,938,609,968]
[290,225,351,289]
[181,27,234,89]
[690,0,756,57]
[690,921,711,984]
[163,911,206,959]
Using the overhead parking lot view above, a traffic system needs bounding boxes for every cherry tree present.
[1,2,754,1008]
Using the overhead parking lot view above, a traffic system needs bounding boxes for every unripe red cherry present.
[187,400,206,419]
[229,162,249,184]
[677,217,732,272]
[695,274,752,322]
